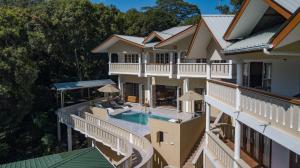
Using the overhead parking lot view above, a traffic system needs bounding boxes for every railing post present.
[229,60,233,78]
[138,53,142,77]
[67,125,72,151]
[169,52,173,78]
[117,137,121,155]
[108,52,112,75]
[177,52,181,79]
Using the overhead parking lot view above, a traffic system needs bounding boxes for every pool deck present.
[107,103,196,136]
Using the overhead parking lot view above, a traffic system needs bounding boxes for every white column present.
[57,116,61,142]
[144,53,148,77]
[67,125,72,151]
[108,53,112,75]
[183,78,190,112]
[206,62,211,80]
[139,84,143,105]
[146,77,151,105]
[117,138,121,155]
[205,103,211,145]
[138,53,142,77]
[91,139,95,147]
[118,75,124,99]
[169,52,173,78]
[234,120,241,168]
[177,52,181,79]
[228,60,233,78]
[177,86,180,112]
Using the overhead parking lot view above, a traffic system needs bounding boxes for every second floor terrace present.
[108,52,235,79]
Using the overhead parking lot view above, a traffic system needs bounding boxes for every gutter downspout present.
[263,48,300,56]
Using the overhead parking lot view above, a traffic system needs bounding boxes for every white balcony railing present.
[206,131,251,168]
[109,63,140,75]
[211,63,233,79]
[207,79,300,137]
[145,64,172,77]
[177,63,206,78]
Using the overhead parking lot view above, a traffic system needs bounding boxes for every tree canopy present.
[0,0,201,163]
[216,0,243,14]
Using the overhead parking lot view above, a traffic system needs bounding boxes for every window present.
[290,151,300,168]
[262,63,272,91]
[124,54,139,63]
[155,53,170,64]
[157,131,164,143]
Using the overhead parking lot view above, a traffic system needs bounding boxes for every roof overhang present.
[224,0,292,40]
[271,8,300,48]
[155,25,196,48]
[143,31,164,44]
[52,79,115,91]
[91,35,144,53]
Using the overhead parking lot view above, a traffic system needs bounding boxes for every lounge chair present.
[109,101,123,109]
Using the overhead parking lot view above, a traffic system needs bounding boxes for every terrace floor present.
[106,103,197,136]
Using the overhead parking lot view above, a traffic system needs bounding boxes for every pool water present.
[111,110,171,125]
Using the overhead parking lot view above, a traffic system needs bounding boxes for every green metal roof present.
[0,148,115,168]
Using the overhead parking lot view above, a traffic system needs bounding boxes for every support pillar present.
[57,115,61,142]
[139,83,143,105]
[108,53,112,75]
[205,103,211,145]
[118,75,124,99]
[91,139,95,147]
[67,125,72,151]
[177,52,181,79]
[169,52,173,79]
[176,86,180,112]
[183,78,190,112]
[234,120,241,168]
[138,53,142,77]
[146,77,151,105]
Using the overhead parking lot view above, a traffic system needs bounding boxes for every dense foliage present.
[0,0,200,163]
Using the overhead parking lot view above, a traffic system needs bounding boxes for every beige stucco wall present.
[149,116,205,168]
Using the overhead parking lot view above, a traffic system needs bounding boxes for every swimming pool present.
[111,110,171,125]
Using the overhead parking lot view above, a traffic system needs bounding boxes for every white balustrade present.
[177,63,206,78]
[207,79,300,138]
[109,63,140,75]
[208,80,237,107]
[206,132,250,168]
[240,88,300,136]
[146,64,171,76]
[211,63,232,79]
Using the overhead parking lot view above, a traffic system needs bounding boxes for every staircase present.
[183,133,206,168]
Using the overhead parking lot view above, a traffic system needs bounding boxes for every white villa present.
[3,1,300,168]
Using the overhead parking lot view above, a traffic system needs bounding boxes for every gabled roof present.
[224,0,298,40]
[92,35,144,53]
[92,25,194,53]
[223,25,280,54]
[202,15,234,48]
[155,25,196,47]
[187,15,234,58]
[0,148,115,168]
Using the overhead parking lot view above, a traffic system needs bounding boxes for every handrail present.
[82,112,153,168]
[58,111,132,156]
[207,131,251,168]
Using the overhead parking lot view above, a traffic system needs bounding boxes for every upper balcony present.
[205,79,300,154]
[109,61,234,79]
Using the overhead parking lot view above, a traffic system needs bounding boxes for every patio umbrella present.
[97,84,120,93]
[178,90,203,101]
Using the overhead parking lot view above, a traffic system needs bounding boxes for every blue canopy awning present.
[52,79,115,91]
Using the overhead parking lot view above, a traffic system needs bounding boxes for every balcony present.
[109,63,141,76]
[205,131,251,168]
[211,63,234,79]
[177,63,207,78]
[206,79,300,139]
[145,63,176,78]
[108,62,234,79]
